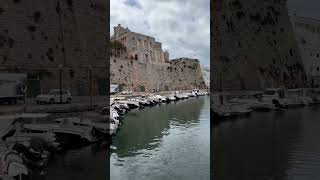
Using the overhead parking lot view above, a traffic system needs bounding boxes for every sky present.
[110,0,210,67]
[287,0,320,19]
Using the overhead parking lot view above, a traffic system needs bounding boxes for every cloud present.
[287,0,320,19]
[111,0,210,67]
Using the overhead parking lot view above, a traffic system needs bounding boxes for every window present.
[317,67,320,72]
[49,91,58,95]
[135,54,138,60]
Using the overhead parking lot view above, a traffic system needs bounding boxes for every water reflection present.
[111,97,210,180]
[213,106,320,180]
[112,98,203,158]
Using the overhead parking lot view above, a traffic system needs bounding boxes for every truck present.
[0,73,27,105]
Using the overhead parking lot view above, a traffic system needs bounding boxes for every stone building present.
[212,0,307,91]
[290,15,320,87]
[111,24,169,64]
[0,0,108,96]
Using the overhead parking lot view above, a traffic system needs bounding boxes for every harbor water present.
[45,145,107,180]
[110,96,210,180]
[213,105,320,180]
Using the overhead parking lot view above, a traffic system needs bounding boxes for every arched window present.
[135,54,138,60]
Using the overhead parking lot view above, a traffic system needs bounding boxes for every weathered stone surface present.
[111,57,206,91]
[0,0,108,96]
[290,15,320,87]
[111,24,169,64]
[212,0,307,91]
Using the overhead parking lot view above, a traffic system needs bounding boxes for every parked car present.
[36,89,72,104]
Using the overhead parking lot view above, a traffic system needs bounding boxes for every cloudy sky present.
[288,0,320,19]
[110,0,210,67]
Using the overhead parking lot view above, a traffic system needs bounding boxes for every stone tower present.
[111,24,169,64]
[212,0,307,91]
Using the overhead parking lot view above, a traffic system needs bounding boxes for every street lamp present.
[89,65,93,109]
[58,64,63,104]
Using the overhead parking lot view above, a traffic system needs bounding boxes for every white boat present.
[286,89,316,106]
[229,93,278,111]
[211,104,252,118]
[113,102,130,110]
[54,117,108,135]
[0,114,57,147]
[2,151,28,179]
[187,92,196,97]
[153,94,168,102]
[131,97,153,106]
[117,100,140,109]
[148,95,162,103]
[168,94,177,101]
[304,88,320,104]
[197,90,206,96]
[211,94,252,119]
[23,119,98,143]
[110,108,120,120]
[262,88,288,108]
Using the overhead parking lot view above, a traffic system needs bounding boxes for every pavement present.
[0,96,109,115]
[0,89,210,115]
[110,90,204,99]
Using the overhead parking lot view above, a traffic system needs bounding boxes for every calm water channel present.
[213,105,320,180]
[110,96,210,180]
[45,142,107,180]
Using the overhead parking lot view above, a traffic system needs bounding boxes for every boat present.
[168,94,177,101]
[229,92,278,111]
[0,114,57,148]
[187,91,197,97]
[117,100,140,109]
[23,118,98,145]
[211,94,252,120]
[304,88,320,104]
[261,88,288,108]
[54,117,108,137]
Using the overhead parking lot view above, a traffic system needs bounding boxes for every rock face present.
[212,0,307,91]
[0,0,108,96]
[290,15,320,87]
[111,57,206,92]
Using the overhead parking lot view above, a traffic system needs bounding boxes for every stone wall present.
[0,0,108,96]
[290,16,320,87]
[111,57,206,92]
[212,0,307,91]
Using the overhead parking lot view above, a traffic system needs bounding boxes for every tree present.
[110,40,126,57]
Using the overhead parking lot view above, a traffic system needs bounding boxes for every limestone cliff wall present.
[111,57,206,91]
[212,0,307,91]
